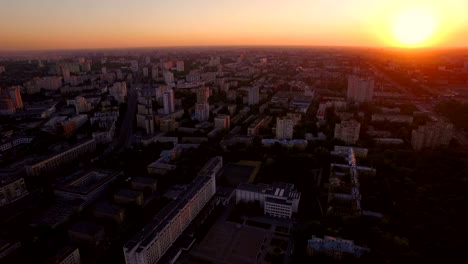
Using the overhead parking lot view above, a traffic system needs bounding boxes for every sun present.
[392,9,438,47]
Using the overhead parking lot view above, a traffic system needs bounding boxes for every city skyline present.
[1,0,468,51]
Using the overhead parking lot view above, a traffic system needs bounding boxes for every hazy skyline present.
[1,0,467,50]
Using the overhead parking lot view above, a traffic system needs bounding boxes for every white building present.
[163,89,175,114]
[236,182,301,219]
[124,157,222,264]
[276,117,294,140]
[334,120,360,144]
[347,75,374,103]
[195,102,210,122]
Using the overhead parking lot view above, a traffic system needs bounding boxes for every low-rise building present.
[236,182,301,219]
[307,235,370,259]
[68,222,105,246]
[0,176,28,207]
[334,120,360,145]
[114,189,144,206]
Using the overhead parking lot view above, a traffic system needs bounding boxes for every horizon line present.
[1,43,468,54]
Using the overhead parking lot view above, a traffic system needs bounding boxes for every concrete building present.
[347,75,374,103]
[163,71,174,84]
[195,102,210,122]
[196,87,210,103]
[246,117,265,136]
[163,89,175,114]
[0,65,5,74]
[248,86,259,105]
[411,121,454,150]
[334,120,361,144]
[371,114,413,124]
[123,157,222,264]
[46,246,81,264]
[143,67,149,77]
[114,189,144,206]
[68,222,105,246]
[93,202,125,223]
[110,82,127,103]
[151,66,159,80]
[0,176,28,207]
[307,235,370,259]
[54,170,119,205]
[236,182,301,219]
[6,86,22,110]
[67,96,92,114]
[131,177,157,193]
[176,60,184,72]
[214,114,230,130]
[276,117,294,140]
[25,139,96,177]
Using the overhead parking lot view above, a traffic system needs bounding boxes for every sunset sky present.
[1,0,467,50]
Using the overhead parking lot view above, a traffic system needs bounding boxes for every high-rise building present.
[7,86,23,109]
[101,67,107,74]
[151,66,158,79]
[176,60,184,72]
[346,75,374,103]
[109,82,127,103]
[196,87,210,103]
[411,121,454,150]
[163,71,174,84]
[195,102,210,122]
[334,120,361,144]
[276,117,294,140]
[248,86,259,105]
[145,56,151,65]
[214,114,230,130]
[62,67,70,82]
[163,89,175,114]
[81,62,91,72]
[142,67,149,77]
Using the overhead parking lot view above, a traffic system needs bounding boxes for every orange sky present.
[1,0,467,50]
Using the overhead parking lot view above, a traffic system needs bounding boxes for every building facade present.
[276,117,294,140]
[124,157,222,264]
[347,75,374,103]
[236,182,301,219]
[334,120,360,144]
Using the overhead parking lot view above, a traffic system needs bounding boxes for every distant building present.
[163,71,174,84]
[163,89,175,114]
[248,86,259,105]
[214,114,230,130]
[307,235,370,259]
[0,65,5,74]
[151,66,158,79]
[67,96,92,114]
[276,117,294,140]
[196,87,210,103]
[347,75,374,103]
[109,82,127,103]
[411,121,453,150]
[236,182,301,219]
[334,120,360,144]
[142,67,149,77]
[195,102,210,122]
[176,60,185,72]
